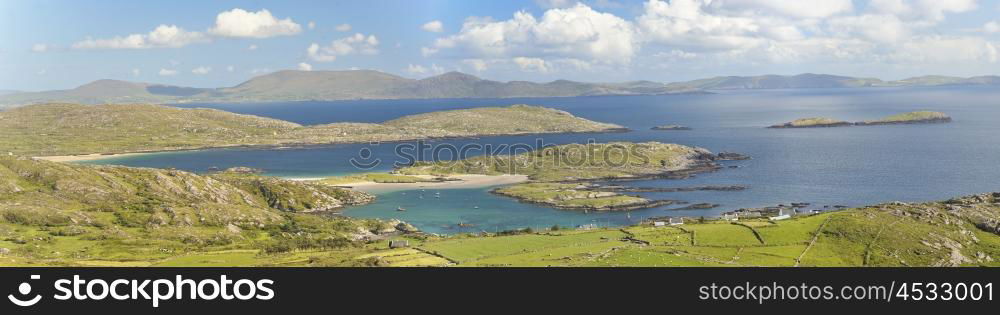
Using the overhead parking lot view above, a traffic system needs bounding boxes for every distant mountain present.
[5,71,1000,108]
[0,79,209,107]
[0,90,20,96]
[0,70,700,107]
[667,73,883,90]
[667,73,1000,90]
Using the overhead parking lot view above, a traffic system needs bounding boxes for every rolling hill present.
[0,103,624,156]
[0,70,700,107]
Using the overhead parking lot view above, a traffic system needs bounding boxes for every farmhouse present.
[769,209,792,221]
[668,217,684,225]
[388,240,409,248]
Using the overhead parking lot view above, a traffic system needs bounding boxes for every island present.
[768,117,852,128]
[651,125,692,130]
[769,111,951,129]
[0,103,626,158]
[855,111,952,126]
[395,141,749,211]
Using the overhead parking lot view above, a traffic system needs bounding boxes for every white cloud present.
[406,63,445,75]
[714,0,853,19]
[513,57,551,72]
[227,65,235,72]
[31,44,48,53]
[335,24,352,32]
[462,59,489,72]
[983,21,1000,33]
[73,25,207,49]
[208,8,302,38]
[425,4,637,65]
[889,36,998,64]
[422,20,444,32]
[159,68,178,76]
[192,66,212,75]
[407,64,429,74]
[249,68,270,75]
[248,44,258,51]
[37,69,47,75]
[535,0,577,9]
[298,62,313,71]
[308,21,316,30]
[868,0,976,23]
[307,33,380,62]
[131,68,141,77]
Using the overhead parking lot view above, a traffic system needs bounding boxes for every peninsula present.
[396,142,748,211]
[0,103,625,157]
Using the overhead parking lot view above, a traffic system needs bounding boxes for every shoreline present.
[33,152,160,162]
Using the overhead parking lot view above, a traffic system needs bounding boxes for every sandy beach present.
[33,152,156,162]
[314,174,530,193]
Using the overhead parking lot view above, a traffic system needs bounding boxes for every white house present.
[722,213,739,221]
[653,221,666,227]
[668,217,684,225]
[769,209,791,221]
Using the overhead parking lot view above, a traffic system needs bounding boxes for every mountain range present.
[0,70,700,108]
[2,70,999,108]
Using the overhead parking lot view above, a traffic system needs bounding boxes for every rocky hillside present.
[0,156,373,227]
[820,193,1000,266]
[0,103,624,156]
[0,155,424,265]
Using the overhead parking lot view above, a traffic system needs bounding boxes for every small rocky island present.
[855,111,952,126]
[769,111,951,129]
[769,117,851,128]
[651,125,692,131]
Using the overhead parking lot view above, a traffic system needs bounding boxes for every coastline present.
[33,152,159,162]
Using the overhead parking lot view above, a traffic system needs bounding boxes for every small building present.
[577,223,598,230]
[721,213,739,221]
[668,217,684,225]
[652,221,666,227]
[769,209,791,221]
[388,240,409,248]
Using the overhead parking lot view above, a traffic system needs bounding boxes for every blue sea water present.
[80,86,1000,234]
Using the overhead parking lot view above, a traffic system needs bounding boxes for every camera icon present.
[8,275,42,307]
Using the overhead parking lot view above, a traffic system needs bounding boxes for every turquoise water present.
[81,86,1000,234]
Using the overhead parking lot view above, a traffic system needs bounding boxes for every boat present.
[396,207,406,212]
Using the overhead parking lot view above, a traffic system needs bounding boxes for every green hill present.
[0,103,623,156]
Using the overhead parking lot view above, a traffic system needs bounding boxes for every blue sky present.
[2,0,1000,91]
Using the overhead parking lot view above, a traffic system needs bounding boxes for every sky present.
[2,0,1000,91]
